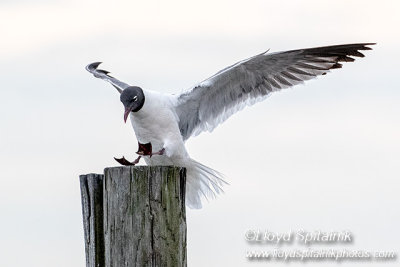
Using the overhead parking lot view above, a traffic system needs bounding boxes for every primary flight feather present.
[86,43,374,209]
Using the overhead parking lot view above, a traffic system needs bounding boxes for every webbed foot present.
[114,155,142,166]
[135,142,165,158]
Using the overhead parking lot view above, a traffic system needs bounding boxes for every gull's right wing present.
[86,62,130,93]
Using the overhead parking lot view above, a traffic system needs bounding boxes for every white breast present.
[128,91,226,209]
[129,90,188,164]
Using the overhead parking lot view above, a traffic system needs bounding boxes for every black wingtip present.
[361,43,376,50]
[85,62,102,72]
[97,69,110,75]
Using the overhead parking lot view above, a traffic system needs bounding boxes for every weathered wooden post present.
[80,166,187,267]
[80,173,105,267]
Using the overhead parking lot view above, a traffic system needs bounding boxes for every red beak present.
[124,107,132,123]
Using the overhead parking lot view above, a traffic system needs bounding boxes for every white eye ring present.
[133,96,138,101]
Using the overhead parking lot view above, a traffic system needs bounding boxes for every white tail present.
[185,159,228,209]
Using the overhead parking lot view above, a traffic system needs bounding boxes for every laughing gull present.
[86,43,374,208]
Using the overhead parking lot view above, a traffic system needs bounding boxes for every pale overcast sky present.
[0,1,399,266]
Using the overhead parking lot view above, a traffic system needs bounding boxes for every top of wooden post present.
[80,165,187,267]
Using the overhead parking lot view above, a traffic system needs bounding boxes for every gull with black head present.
[86,43,375,208]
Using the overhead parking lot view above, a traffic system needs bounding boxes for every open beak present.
[124,107,132,123]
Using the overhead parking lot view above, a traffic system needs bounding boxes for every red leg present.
[149,148,165,158]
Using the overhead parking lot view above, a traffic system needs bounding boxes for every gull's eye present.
[133,96,138,102]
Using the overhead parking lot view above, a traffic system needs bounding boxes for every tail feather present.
[185,159,228,209]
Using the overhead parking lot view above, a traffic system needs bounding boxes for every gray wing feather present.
[175,43,375,140]
[86,62,130,93]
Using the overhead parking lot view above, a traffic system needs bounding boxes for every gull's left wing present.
[174,43,375,141]
[86,62,130,93]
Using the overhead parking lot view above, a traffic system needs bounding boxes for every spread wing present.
[174,43,375,140]
[86,62,130,93]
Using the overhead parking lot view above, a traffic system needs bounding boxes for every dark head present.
[120,86,145,123]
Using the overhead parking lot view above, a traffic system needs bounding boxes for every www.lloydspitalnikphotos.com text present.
[244,229,397,262]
